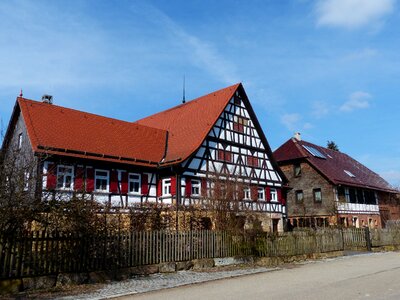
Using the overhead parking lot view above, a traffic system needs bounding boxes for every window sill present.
[93,191,111,195]
[128,192,142,196]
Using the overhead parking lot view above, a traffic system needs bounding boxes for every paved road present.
[117,252,400,300]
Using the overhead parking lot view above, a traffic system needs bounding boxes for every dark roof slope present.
[136,83,240,164]
[18,98,167,167]
[274,138,396,193]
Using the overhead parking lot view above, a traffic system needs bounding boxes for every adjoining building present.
[273,133,398,229]
[1,84,288,232]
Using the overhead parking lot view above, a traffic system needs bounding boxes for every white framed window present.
[191,179,201,196]
[258,188,265,200]
[270,188,278,202]
[57,165,74,190]
[243,188,251,200]
[128,173,141,194]
[162,178,171,196]
[18,133,23,149]
[95,169,109,192]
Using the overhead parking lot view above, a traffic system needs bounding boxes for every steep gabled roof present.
[274,138,396,193]
[135,83,240,164]
[18,98,168,167]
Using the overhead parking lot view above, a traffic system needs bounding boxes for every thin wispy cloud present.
[380,170,400,188]
[315,0,395,29]
[281,113,301,131]
[311,101,330,118]
[341,48,378,62]
[135,3,239,85]
[281,113,312,131]
[340,91,371,112]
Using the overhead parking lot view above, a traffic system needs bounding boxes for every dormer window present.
[344,170,356,178]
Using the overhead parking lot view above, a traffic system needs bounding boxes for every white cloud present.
[340,91,371,112]
[315,0,395,29]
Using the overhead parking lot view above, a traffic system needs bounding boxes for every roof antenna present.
[19,89,23,97]
[182,75,186,104]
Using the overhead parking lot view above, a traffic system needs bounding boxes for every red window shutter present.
[141,173,149,195]
[170,176,176,195]
[110,170,118,193]
[251,185,258,201]
[265,186,271,202]
[46,163,56,190]
[74,166,85,191]
[277,188,282,204]
[201,178,207,196]
[185,178,192,197]
[226,151,232,162]
[238,188,244,200]
[86,168,94,192]
[218,149,224,161]
[157,179,162,197]
[121,172,128,194]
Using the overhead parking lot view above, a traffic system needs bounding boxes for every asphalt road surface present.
[117,252,400,300]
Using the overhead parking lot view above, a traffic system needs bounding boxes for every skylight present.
[344,170,356,178]
[302,145,326,159]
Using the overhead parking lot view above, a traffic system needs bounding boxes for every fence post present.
[364,227,372,251]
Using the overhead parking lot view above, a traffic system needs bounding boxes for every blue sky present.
[1,0,399,187]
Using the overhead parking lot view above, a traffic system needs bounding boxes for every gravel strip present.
[57,267,276,300]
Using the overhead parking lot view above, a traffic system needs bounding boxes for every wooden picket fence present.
[1,227,400,280]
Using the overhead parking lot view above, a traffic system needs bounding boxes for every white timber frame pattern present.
[180,89,285,215]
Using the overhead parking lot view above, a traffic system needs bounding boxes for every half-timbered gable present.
[137,84,288,221]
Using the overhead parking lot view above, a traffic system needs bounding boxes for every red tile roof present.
[274,138,396,193]
[18,98,168,167]
[136,83,241,164]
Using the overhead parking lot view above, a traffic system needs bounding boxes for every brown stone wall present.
[280,161,335,219]
[378,191,400,227]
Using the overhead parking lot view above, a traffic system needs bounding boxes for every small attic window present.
[344,170,356,178]
[302,145,326,159]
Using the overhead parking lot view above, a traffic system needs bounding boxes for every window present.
[295,190,304,203]
[247,156,259,167]
[233,116,248,133]
[95,170,109,192]
[162,178,171,196]
[270,188,278,202]
[191,179,201,196]
[294,163,301,177]
[57,165,74,190]
[344,170,356,178]
[128,173,141,194]
[24,172,30,191]
[243,187,251,200]
[257,188,265,201]
[217,149,232,162]
[313,188,322,203]
[18,133,23,149]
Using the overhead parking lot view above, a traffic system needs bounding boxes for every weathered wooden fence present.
[1,227,400,280]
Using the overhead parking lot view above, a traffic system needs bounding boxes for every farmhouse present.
[1,83,288,232]
[273,134,398,228]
